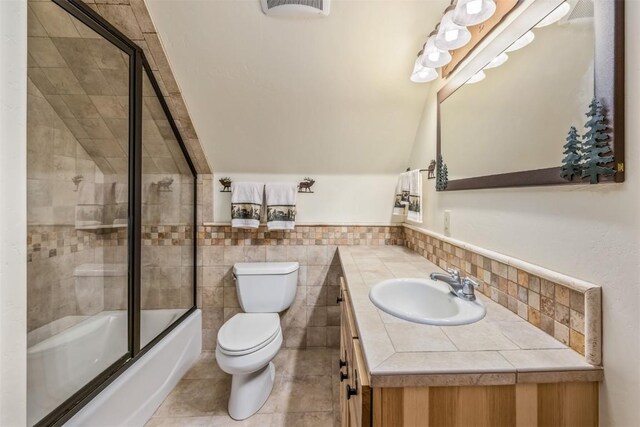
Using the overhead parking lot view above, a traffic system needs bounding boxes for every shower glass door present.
[139,67,196,349]
[26,1,132,424]
[25,0,197,425]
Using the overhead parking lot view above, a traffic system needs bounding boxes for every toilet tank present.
[233,262,299,313]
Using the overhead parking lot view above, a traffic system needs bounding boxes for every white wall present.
[145,0,450,175]
[0,0,27,425]
[407,5,640,426]
[212,173,403,225]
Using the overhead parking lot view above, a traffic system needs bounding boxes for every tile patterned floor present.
[146,348,341,427]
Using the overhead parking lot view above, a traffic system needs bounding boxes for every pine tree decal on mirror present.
[561,126,582,181]
[436,155,448,191]
[581,98,615,184]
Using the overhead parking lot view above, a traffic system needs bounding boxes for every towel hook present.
[219,177,232,192]
[297,178,315,193]
[405,160,437,179]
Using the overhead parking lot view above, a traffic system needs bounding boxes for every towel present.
[75,181,103,228]
[393,172,410,216]
[407,170,422,223]
[231,182,263,229]
[265,183,297,231]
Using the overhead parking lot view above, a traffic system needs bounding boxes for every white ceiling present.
[146,0,449,174]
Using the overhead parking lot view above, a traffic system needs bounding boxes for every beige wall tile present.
[95,4,144,40]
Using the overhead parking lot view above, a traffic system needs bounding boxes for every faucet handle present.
[461,277,479,299]
[447,268,460,281]
[463,277,479,288]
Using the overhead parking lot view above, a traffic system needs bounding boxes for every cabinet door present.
[339,332,351,427]
[348,338,371,427]
[339,282,354,427]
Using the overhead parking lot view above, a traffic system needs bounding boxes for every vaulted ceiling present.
[146,0,449,174]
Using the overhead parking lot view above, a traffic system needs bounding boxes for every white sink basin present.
[369,278,486,326]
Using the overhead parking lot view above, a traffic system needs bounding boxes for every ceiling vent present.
[260,0,330,17]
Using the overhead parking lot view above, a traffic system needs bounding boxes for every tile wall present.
[197,225,404,351]
[79,0,211,173]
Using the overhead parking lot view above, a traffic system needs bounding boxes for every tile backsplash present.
[197,224,404,247]
[403,225,601,364]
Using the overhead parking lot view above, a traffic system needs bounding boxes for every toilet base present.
[228,361,276,420]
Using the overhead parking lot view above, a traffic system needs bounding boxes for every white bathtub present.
[27,309,201,426]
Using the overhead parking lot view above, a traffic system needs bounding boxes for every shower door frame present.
[35,1,198,426]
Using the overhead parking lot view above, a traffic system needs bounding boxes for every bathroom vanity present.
[337,246,602,427]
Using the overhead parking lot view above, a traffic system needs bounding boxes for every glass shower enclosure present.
[26,0,197,425]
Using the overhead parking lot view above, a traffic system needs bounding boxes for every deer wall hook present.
[298,178,315,193]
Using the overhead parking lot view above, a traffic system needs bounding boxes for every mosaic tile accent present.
[403,227,595,358]
[26,226,122,262]
[27,229,93,262]
[198,225,403,247]
[143,225,193,246]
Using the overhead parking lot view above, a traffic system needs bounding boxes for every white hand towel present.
[393,172,410,216]
[231,182,263,229]
[265,183,297,231]
[407,170,422,223]
[75,181,103,228]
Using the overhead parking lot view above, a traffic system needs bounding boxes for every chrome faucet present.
[430,268,479,301]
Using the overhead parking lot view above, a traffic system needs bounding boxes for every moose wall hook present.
[298,177,315,193]
[219,177,232,192]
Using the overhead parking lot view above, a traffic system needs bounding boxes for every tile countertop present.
[337,246,603,388]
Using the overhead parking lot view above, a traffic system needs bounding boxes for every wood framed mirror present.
[437,0,625,191]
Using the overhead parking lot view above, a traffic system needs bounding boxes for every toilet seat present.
[217,313,281,356]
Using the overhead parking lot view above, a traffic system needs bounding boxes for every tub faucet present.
[430,268,479,301]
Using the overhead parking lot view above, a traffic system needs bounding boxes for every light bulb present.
[484,52,509,70]
[465,70,486,84]
[445,29,459,42]
[535,2,571,28]
[452,0,497,26]
[410,59,437,83]
[435,10,471,50]
[505,30,535,52]
[420,36,452,68]
[466,0,483,15]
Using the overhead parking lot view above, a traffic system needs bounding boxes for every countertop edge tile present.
[370,372,517,388]
[516,369,604,384]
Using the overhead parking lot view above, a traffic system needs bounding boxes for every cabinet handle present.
[337,295,343,304]
[339,359,347,368]
[340,371,348,382]
[346,384,357,399]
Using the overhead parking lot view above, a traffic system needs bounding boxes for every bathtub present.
[27,309,201,426]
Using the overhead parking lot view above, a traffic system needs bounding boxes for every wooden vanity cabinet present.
[338,278,371,427]
[337,276,599,427]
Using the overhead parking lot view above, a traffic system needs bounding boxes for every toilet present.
[215,261,299,420]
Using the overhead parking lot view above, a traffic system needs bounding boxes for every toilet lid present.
[217,313,281,355]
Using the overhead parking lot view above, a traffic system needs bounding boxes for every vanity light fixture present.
[420,32,452,69]
[535,1,571,28]
[435,6,472,50]
[465,70,486,84]
[484,52,509,70]
[410,58,438,83]
[505,30,535,52]
[452,0,497,27]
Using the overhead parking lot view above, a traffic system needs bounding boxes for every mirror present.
[437,0,624,190]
